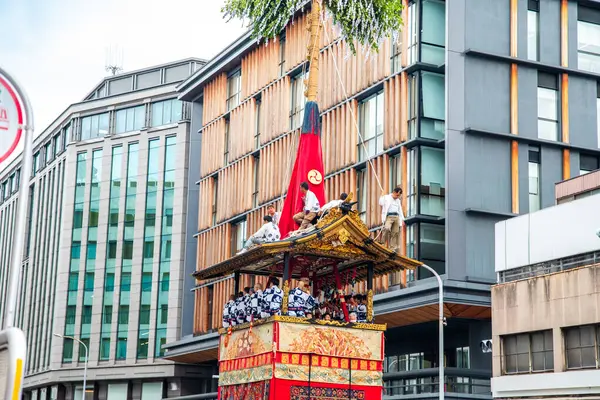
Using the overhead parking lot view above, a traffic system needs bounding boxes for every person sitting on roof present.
[318,192,348,216]
[267,204,280,225]
[293,182,320,230]
[288,279,317,318]
[261,277,283,318]
[222,294,237,328]
[238,215,281,254]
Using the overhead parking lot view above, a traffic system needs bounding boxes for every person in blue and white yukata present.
[356,294,368,323]
[235,288,251,324]
[261,277,283,318]
[248,283,263,322]
[288,279,317,318]
[238,215,281,254]
[222,294,237,328]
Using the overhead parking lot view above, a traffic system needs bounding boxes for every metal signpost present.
[0,66,34,400]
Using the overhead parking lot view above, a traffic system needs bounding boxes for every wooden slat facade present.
[258,77,292,145]
[202,73,227,124]
[229,100,257,161]
[200,119,226,177]
[194,11,413,335]
[322,102,358,175]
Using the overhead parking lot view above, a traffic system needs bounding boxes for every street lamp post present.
[418,264,445,400]
[53,333,88,400]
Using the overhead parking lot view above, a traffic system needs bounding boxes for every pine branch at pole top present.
[305,0,322,102]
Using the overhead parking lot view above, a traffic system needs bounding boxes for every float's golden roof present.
[193,208,421,282]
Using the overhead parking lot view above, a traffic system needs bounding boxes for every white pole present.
[1,66,34,329]
[419,264,445,400]
[54,334,88,400]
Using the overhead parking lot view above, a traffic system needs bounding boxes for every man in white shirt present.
[318,192,348,216]
[293,181,320,230]
[267,205,280,225]
[239,215,281,253]
[379,187,404,252]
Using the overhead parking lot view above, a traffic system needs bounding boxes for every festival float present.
[194,201,421,399]
[196,1,412,398]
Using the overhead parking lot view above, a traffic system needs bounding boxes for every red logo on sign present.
[0,106,9,131]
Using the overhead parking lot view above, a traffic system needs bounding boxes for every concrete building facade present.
[0,59,213,399]
[492,179,600,398]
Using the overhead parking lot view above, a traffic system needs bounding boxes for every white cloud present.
[0,0,246,135]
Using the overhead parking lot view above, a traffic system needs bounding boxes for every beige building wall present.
[491,263,600,378]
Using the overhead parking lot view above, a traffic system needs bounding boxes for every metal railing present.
[383,368,491,398]
[499,250,600,283]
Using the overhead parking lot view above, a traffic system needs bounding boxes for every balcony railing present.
[384,368,491,399]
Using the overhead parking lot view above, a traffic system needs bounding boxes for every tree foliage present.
[222,0,404,54]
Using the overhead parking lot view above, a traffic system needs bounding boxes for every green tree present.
[222,0,403,101]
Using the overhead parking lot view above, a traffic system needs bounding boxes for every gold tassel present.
[282,280,290,315]
[367,289,374,322]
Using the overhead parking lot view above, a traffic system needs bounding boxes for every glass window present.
[421,72,445,140]
[358,91,384,161]
[212,177,218,225]
[420,147,445,217]
[389,153,402,190]
[81,113,109,141]
[407,2,418,65]
[578,14,600,73]
[391,38,402,74]
[290,71,308,130]
[580,154,599,175]
[528,146,540,212]
[357,168,368,223]
[419,223,445,277]
[231,220,247,255]
[537,73,559,141]
[279,36,286,77]
[224,119,230,164]
[503,330,553,374]
[421,0,446,65]
[227,70,242,111]
[565,325,599,369]
[456,347,470,368]
[151,99,183,127]
[527,1,540,61]
[252,156,260,207]
[115,105,145,133]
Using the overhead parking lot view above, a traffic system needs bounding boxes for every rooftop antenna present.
[105,45,124,76]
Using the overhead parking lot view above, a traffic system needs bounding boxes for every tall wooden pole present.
[305,0,322,102]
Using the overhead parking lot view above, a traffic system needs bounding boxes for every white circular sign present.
[0,74,24,164]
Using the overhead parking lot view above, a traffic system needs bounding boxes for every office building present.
[492,175,600,398]
[159,0,600,398]
[0,58,214,399]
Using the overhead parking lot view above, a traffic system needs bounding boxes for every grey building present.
[163,0,600,399]
[0,58,214,399]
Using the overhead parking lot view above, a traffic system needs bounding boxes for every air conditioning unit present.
[480,339,493,353]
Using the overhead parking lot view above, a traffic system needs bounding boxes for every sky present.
[0,0,246,136]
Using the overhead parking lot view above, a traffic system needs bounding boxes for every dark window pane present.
[567,348,582,369]
[505,355,517,373]
[516,334,530,353]
[517,353,530,372]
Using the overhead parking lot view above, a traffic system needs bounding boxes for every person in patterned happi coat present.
[234,289,249,324]
[287,279,316,318]
[247,283,263,322]
[222,294,237,328]
[238,215,281,254]
[261,277,283,318]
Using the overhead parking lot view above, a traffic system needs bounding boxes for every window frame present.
[537,72,560,141]
[564,324,600,370]
[226,69,242,111]
[502,330,554,375]
[290,71,308,130]
[358,91,385,162]
[528,145,541,212]
[577,6,600,73]
[527,0,540,61]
